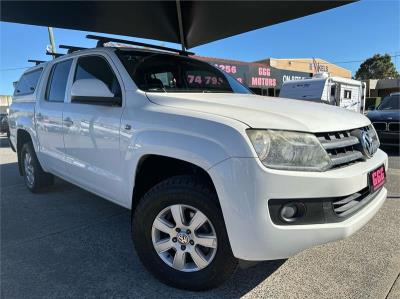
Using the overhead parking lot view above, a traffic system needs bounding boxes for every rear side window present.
[14,68,42,96]
[74,56,121,96]
[46,59,73,102]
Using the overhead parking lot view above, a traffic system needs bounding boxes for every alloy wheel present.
[151,204,217,272]
[24,152,34,187]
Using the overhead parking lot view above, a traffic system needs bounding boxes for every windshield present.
[117,50,251,94]
[377,95,400,110]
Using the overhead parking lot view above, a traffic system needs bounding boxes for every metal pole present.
[175,0,186,52]
[48,27,56,59]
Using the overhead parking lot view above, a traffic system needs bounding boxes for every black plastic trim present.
[268,187,383,226]
[71,95,122,107]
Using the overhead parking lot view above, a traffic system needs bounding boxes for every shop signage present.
[212,62,249,84]
[309,62,329,73]
[198,56,312,89]
[275,70,311,88]
[248,66,277,88]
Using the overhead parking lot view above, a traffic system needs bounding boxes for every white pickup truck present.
[9,44,387,290]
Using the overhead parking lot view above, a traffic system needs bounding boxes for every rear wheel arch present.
[16,129,34,175]
[19,141,54,192]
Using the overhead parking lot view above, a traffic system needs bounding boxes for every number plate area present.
[368,164,386,193]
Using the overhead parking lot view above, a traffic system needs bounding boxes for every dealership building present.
[195,55,351,96]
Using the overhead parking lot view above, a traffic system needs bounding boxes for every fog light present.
[279,202,306,223]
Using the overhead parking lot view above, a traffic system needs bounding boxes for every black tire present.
[20,142,54,193]
[132,175,238,291]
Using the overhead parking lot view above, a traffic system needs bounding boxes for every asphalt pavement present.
[1,135,399,299]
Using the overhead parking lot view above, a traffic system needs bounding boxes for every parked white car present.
[8,42,387,290]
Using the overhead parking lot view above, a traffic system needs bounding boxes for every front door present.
[63,54,124,202]
[36,59,73,175]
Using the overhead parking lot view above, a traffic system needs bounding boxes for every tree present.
[355,54,399,80]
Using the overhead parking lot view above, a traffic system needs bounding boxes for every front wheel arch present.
[132,175,238,290]
[131,154,219,213]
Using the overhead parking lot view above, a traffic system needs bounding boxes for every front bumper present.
[208,149,388,261]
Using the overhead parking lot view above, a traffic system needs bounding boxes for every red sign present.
[369,165,386,192]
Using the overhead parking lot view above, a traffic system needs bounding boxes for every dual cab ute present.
[9,39,387,290]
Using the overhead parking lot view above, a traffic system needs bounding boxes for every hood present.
[367,109,400,122]
[146,93,370,133]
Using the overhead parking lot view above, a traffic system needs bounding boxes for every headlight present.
[246,129,332,171]
[368,124,380,148]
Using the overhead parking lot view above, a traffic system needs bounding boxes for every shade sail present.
[1,1,354,49]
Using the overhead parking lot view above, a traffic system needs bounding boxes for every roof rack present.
[46,51,64,58]
[28,59,46,65]
[86,34,194,56]
[59,45,87,54]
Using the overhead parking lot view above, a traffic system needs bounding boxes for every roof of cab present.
[24,61,49,73]
[22,43,202,77]
[28,45,185,70]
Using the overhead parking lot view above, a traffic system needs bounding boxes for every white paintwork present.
[71,78,114,98]
[280,75,364,113]
[209,149,388,260]
[146,92,370,133]
[9,47,388,261]
[62,53,126,204]
[34,60,68,175]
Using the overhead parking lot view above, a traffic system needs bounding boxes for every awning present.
[1,1,354,49]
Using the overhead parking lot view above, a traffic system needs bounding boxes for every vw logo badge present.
[177,233,189,245]
[361,130,375,158]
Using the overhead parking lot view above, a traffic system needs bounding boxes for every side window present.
[14,68,43,96]
[46,59,73,102]
[74,56,121,96]
[344,90,352,99]
[154,72,175,89]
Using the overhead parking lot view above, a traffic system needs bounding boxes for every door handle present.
[63,117,74,127]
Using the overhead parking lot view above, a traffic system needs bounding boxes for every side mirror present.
[368,105,375,110]
[71,79,121,106]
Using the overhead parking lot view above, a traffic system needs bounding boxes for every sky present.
[1,0,399,95]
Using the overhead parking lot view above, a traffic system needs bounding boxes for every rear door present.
[35,59,73,175]
[63,54,125,202]
[339,84,361,112]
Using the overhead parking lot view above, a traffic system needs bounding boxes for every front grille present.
[316,129,364,168]
[332,187,377,218]
[373,122,387,131]
[388,122,399,132]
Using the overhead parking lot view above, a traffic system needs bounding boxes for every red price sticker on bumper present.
[369,165,386,192]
